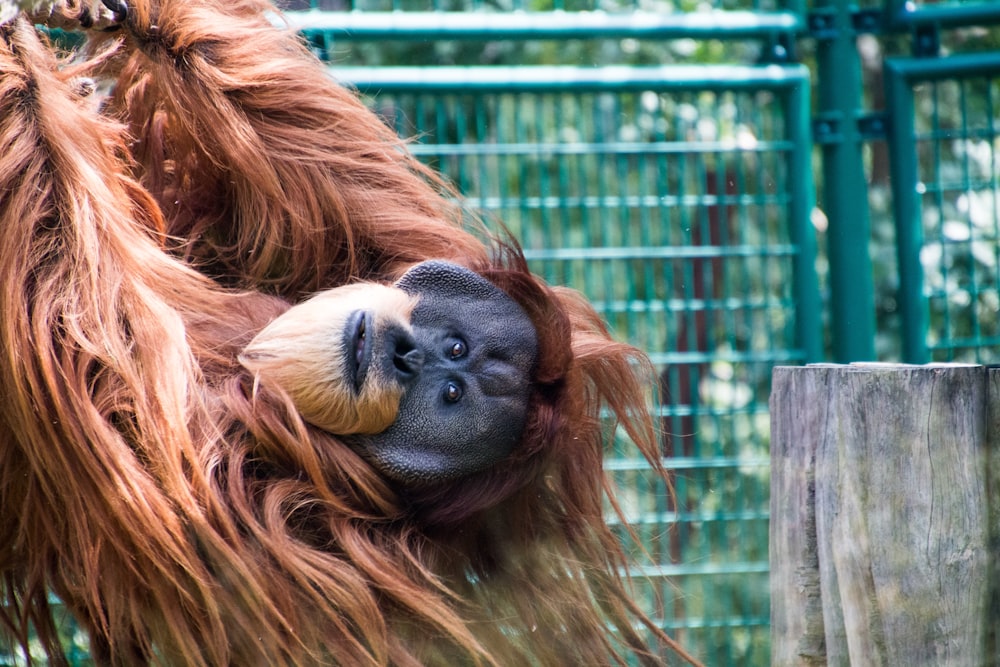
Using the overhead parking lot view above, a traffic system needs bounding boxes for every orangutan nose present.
[390,331,423,381]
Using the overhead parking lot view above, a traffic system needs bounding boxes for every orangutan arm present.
[0,14,260,663]
[95,0,487,298]
[1,0,482,298]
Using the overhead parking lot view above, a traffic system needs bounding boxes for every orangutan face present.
[239,261,538,485]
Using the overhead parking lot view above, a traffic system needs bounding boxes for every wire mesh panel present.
[339,64,817,665]
[887,53,1000,363]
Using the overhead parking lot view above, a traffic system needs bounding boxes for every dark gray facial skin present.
[349,261,539,486]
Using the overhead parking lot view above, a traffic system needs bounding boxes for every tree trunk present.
[770,363,995,666]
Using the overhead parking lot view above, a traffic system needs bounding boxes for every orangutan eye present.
[449,340,466,359]
[443,381,462,403]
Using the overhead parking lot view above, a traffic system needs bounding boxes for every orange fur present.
[0,2,700,665]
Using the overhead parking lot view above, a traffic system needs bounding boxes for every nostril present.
[385,326,423,381]
[394,347,423,378]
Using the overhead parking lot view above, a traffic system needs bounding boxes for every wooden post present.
[770,364,997,666]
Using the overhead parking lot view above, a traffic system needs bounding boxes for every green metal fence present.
[284,3,820,660]
[334,64,818,663]
[887,46,1000,363]
[292,1,820,661]
[294,0,1000,661]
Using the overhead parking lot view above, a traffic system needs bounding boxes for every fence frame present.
[337,62,821,656]
[885,52,1000,363]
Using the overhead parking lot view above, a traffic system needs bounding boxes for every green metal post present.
[814,0,876,362]
[884,60,928,364]
[787,71,823,363]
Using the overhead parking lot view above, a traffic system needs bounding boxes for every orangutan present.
[0,1,700,664]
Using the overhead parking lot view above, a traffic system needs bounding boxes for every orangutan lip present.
[345,310,373,393]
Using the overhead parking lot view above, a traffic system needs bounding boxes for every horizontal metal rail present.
[650,404,772,419]
[646,349,807,366]
[606,456,770,471]
[885,1,1000,31]
[626,561,770,578]
[607,510,770,527]
[930,336,1000,353]
[522,244,797,261]
[660,615,770,631]
[332,63,810,93]
[884,50,1000,83]
[406,140,794,157]
[286,9,802,41]
[468,193,790,212]
[589,297,795,316]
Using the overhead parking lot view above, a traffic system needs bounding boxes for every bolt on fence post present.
[814,0,877,362]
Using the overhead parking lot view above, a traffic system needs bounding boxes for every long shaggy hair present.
[0,1,699,665]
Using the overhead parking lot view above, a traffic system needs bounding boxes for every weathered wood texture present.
[770,364,998,666]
